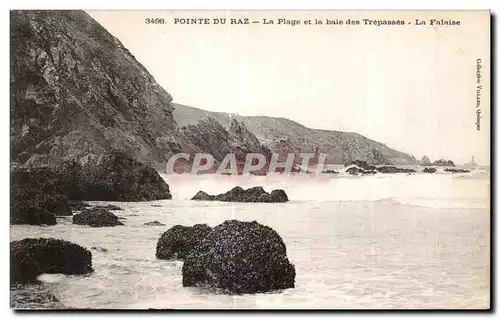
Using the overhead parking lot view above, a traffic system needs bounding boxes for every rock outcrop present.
[11,150,171,225]
[376,166,416,174]
[73,207,124,227]
[420,155,431,166]
[345,160,376,171]
[423,167,437,173]
[156,224,212,260]
[144,221,166,226]
[191,186,289,203]
[444,168,470,173]
[70,150,172,201]
[10,238,93,284]
[182,220,296,294]
[345,166,377,176]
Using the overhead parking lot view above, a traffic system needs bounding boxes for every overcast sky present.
[88,10,490,165]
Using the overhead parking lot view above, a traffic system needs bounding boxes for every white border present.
[2,0,498,317]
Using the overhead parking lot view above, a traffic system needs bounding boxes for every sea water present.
[10,169,490,309]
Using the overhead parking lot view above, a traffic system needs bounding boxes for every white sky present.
[88,10,490,165]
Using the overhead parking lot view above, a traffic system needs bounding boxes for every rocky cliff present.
[173,104,417,165]
[11,10,416,173]
[10,10,181,169]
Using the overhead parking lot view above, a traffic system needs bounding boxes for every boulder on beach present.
[10,238,93,285]
[376,166,416,174]
[144,221,166,226]
[182,220,296,294]
[71,150,172,202]
[73,208,124,227]
[156,224,212,260]
[191,186,289,203]
[423,167,437,173]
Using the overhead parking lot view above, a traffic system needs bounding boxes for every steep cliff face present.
[177,117,272,173]
[10,10,181,168]
[173,104,417,165]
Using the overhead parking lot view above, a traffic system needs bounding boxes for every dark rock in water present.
[70,150,172,202]
[191,191,215,201]
[444,168,470,173]
[182,220,296,294]
[10,165,74,225]
[432,159,455,167]
[192,186,289,203]
[144,221,166,226]
[345,160,376,171]
[346,166,377,176]
[376,166,416,174]
[10,206,56,226]
[91,246,108,252]
[10,238,93,285]
[271,189,289,202]
[151,204,162,207]
[423,167,437,173]
[73,208,124,227]
[10,283,65,309]
[10,151,170,225]
[322,169,339,174]
[156,224,212,260]
[69,200,91,211]
[94,204,122,211]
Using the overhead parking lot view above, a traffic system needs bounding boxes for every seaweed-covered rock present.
[10,238,93,285]
[192,186,289,203]
[73,208,123,227]
[423,167,437,173]
[156,224,212,260]
[182,220,295,294]
[376,166,416,174]
[10,165,74,225]
[144,221,166,226]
